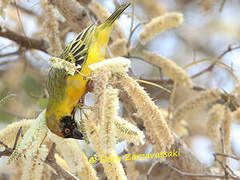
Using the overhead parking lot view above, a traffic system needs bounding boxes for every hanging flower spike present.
[114,117,145,146]
[9,110,48,163]
[49,57,81,76]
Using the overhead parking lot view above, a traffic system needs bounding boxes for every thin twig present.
[127,2,135,49]
[191,45,240,79]
[213,154,238,177]
[214,155,229,175]
[146,161,160,180]
[136,76,239,110]
[127,22,146,54]
[214,153,240,161]
[10,3,40,17]
[44,143,79,180]
[14,0,32,48]
[219,0,226,12]
[0,141,12,157]
[218,126,230,176]
[191,63,215,79]
[218,45,240,59]
[0,48,23,58]
[13,127,23,150]
[166,163,240,179]
[220,127,225,155]
[0,127,23,158]
[168,82,176,122]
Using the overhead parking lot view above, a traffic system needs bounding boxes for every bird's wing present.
[60,24,96,68]
[46,68,68,99]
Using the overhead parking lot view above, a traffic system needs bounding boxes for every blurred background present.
[0,0,240,177]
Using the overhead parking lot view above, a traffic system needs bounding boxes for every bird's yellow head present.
[46,112,83,139]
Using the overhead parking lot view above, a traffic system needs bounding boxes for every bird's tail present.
[83,2,130,69]
[101,2,130,27]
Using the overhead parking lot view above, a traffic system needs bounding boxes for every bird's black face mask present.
[60,116,83,139]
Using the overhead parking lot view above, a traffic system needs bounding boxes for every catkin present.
[109,38,128,57]
[120,74,173,152]
[21,145,48,180]
[89,1,125,40]
[100,87,119,154]
[91,68,111,125]
[11,159,24,180]
[55,153,71,172]
[55,0,91,32]
[90,57,131,124]
[199,0,218,11]
[173,89,221,124]
[49,57,80,75]
[0,0,9,18]
[49,133,98,180]
[223,108,232,156]
[139,0,166,18]
[40,165,52,180]
[139,12,183,44]
[207,104,225,152]
[114,117,145,145]
[76,0,91,6]
[0,119,32,148]
[85,114,127,180]
[143,50,192,88]
[9,110,48,162]
[233,82,240,102]
[125,160,138,180]
[234,108,240,124]
[85,58,138,180]
[42,0,62,56]
[89,57,130,74]
[89,1,109,23]
[100,87,127,180]
[174,120,188,138]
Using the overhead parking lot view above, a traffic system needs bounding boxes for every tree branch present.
[0,27,49,53]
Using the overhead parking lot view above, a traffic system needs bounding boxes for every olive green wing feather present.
[46,68,68,101]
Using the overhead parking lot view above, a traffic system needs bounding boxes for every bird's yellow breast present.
[57,74,88,113]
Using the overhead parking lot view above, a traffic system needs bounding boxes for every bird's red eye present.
[65,128,70,134]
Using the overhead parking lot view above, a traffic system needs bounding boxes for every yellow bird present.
[46,3,130,139]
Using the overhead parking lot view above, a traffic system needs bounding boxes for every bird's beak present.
[72,128,83,140]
